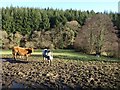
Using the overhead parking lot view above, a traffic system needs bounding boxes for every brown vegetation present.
[1,20,80,49]
[74,14,119,57]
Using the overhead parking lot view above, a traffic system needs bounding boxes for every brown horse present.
[12,46,33,60]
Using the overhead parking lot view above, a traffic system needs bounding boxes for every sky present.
[0,0,119,13]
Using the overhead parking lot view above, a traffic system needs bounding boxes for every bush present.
[0,30,9,49]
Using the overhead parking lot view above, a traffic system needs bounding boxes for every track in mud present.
[1,55,120,89]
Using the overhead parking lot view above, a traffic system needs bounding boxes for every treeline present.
[1,6,120,57]
[1,6,96,49]
[2,6,96,35]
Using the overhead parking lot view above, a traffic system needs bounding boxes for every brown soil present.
[2,55,120,89]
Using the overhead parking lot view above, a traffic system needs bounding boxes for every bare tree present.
[74,14,119,57]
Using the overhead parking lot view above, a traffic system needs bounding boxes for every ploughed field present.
[2,54,120,89]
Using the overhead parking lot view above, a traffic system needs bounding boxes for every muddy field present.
[2,55,120,89]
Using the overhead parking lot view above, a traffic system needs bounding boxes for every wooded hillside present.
[1,6,120,57]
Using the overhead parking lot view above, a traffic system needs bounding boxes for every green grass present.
[1,49,120,62]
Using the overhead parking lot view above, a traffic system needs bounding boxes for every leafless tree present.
[74,14,119,57]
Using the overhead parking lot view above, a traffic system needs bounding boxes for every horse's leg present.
[43,56,45,63]
[26,54,28,61]
[13,52,17,60]
[49,60,51,66]
[47,56,51,66]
